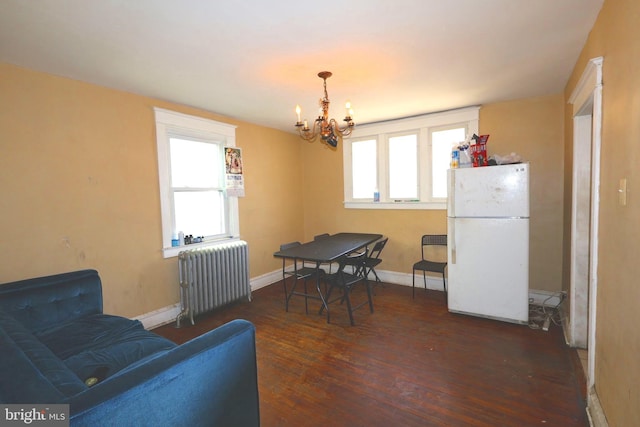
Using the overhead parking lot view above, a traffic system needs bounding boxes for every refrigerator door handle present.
[448,170,455,215]
[450,220,456,264]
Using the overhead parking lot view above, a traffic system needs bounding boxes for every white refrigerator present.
[447,163,530,324]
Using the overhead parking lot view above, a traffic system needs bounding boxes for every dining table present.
[273,232,382,317]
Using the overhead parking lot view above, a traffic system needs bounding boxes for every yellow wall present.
[301,95,565,293]
[563,0,640,424]
[0,62,303,317]
[480,95,565,292]
[0,63,566,321]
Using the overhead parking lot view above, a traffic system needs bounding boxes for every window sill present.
[344,201,446,210]
[162,237,242,258]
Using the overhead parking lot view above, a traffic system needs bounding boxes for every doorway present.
[568,57,602,391]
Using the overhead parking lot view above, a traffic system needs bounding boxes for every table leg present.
[315,261,330,319]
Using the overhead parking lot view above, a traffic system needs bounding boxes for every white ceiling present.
[0,0,603,133]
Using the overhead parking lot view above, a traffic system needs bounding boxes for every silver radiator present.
[177,240,250,327]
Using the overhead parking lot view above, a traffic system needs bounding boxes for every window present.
[343,107,479,209]
[431,126,467,198]
[155,108,239,258]
[351,139,377,198]
[388,133,418,199]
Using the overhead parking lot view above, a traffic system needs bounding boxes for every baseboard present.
[587,386,609,427]
[377,270,555,307]
[137,268,560,330]
[376,269,447,290]
[134,303,180,330]
[136,272,279,330]
[250,269,282,291]
[560,304,571,345]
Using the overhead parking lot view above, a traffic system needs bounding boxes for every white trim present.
[354,107,480,135]
[136,272,278,330]
[250,269,282,291]
[137,268,564,330]
[588,70,603,390]
[162,237,243,259]
[569,113,592,348]
[254,267,561,300]
[568,57,603,111]
[343,107,479,208]
[345,201,446,210]
[153,108,240,258]
[135,303,181,329]
[154,108,238,137]
[568,57,603,393]
[587,386,609,426]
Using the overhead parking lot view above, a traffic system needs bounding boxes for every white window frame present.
[343,106,479,210]
[154,108,239,258]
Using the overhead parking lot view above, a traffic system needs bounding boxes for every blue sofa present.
[0,269,260,426]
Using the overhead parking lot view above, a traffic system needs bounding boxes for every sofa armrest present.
[69,319,260,427]
[0,270,103,333]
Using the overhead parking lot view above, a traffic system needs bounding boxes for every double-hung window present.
[154,108,239,258]
[343,106,479,209]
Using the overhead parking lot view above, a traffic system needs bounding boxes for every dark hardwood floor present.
[153,281,588,427]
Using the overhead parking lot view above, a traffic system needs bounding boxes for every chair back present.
[368,237,388,260]
[336,251,367,275]
[280,241,301,251]
[421,234,447,261]
[280,241,302,269]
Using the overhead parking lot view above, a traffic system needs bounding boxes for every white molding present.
[353,106,481,135]
[153,107,239,257]
[587,81,603,391]
[137,268,560,330]
[587,386,609,427]
[569,113,592,349]
[250,270,282,291]
[568,57,604,111]
[344,201,446,210]
[154,107,238,136]
[135,303,181,329]
[136,272,280,330]
[567,56,603,391]
[343,106,480,207]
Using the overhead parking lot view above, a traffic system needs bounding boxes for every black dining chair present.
[361,237,388,284]
[280,241,324,313]
[320,251,374,326]
[344,236,388,285]
[412,234,448,301]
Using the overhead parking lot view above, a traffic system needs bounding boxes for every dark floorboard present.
[153,281,588,427]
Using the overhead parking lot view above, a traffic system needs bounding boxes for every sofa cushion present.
[63,329,176,383]
[34,314,176,383]
[0,309,87,403]
[0,270,102,334]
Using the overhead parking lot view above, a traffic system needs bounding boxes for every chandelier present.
[295,71,355,148]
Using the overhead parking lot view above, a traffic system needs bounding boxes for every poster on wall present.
[225,147,245,197]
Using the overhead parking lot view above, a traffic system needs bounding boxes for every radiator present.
[177,240,250,327]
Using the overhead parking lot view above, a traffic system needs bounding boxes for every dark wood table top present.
[273,232,382,263]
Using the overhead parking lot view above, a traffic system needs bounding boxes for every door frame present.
[567,56,603,390]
